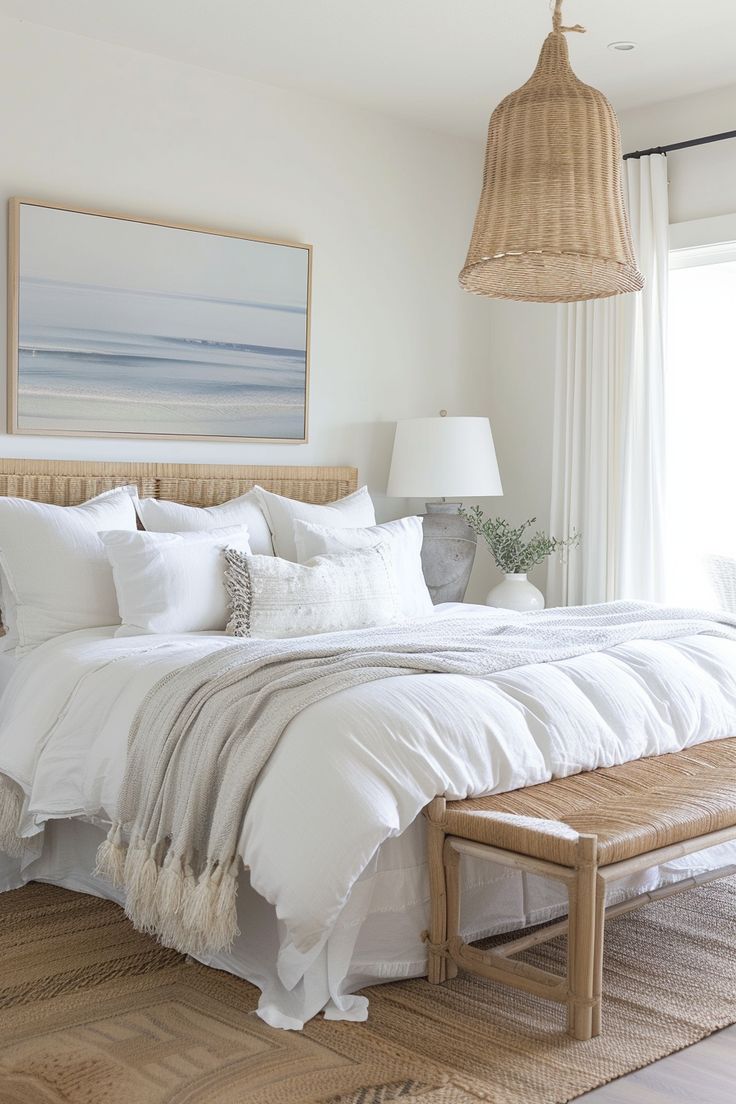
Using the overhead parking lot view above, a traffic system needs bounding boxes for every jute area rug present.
[1,879,735,1104]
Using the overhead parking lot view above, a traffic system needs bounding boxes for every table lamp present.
[386,413,503,603]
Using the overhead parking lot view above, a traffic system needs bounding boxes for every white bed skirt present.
[3,816,736,1030]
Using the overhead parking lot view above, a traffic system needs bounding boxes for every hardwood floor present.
[577,1025,736,1103]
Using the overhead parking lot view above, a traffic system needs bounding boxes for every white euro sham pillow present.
[0,485,139,655]
[136,490,274,555]
[224,545,401,639]
[0,576,18,654]
[101,526,252,636]
[293,516,434,620]
[253,485,376,561]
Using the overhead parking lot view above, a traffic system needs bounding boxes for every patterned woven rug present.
[1,879,735,1104]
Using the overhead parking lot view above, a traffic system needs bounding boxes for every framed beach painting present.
[7,198,311,442]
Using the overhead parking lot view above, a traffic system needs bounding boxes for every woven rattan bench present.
[424,737,736,1040]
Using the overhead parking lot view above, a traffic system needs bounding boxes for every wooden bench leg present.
[591,874,606,1037]
[567,835,599,1041]
[444,839,460,980]
[424,797,448,984]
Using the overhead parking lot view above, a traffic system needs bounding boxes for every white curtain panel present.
[547,154,669,606]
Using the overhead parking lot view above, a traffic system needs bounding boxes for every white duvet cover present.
[2,603,736,1029]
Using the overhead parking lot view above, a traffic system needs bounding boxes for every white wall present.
[464,300,557,602]
[621,84,736,226]
[467,82,736,601]
[0,17,493,524]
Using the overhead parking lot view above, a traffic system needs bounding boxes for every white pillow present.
[224,545,401,639]
[294,516,434,620]
[0,576,18,654]
[101,527,252,636]
[253,485,376,562]
[0,486,139,655]
[136,490,273,555]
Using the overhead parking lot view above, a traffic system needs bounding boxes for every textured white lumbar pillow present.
[224,545,400,639]
[136,490,274,556]
[253,485,376,561]
[0,486,139,655]
[101,527,252,636]
[293,516,434,620]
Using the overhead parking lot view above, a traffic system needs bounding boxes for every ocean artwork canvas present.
[9,200,310,441]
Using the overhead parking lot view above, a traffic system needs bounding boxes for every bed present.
[2,458,736,1031]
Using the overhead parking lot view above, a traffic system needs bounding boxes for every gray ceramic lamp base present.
[420,502,477,605]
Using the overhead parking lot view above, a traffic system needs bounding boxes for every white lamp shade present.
[386,416,503,499]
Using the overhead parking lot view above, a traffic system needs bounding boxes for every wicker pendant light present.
[459,0,644,303]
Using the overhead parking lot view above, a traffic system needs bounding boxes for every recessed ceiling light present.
[608,41,637,51]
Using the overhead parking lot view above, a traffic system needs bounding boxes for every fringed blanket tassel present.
[94,822,126,885]
[95,823,240,957]
[0,776,27,858]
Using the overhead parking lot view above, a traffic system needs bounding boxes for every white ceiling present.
[1,0,735,139]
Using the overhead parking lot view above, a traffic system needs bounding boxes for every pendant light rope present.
[552,0,585,36]
[459,0,644,303]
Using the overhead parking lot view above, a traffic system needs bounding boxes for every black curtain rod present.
[624,129,736,160]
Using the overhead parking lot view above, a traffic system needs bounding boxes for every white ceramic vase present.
[486,573,545,612]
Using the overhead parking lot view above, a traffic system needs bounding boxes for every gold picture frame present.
[7,197,312,443]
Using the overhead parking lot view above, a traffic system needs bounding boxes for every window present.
[666,232,736,607]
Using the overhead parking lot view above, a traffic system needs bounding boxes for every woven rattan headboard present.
[0,460,358,507]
